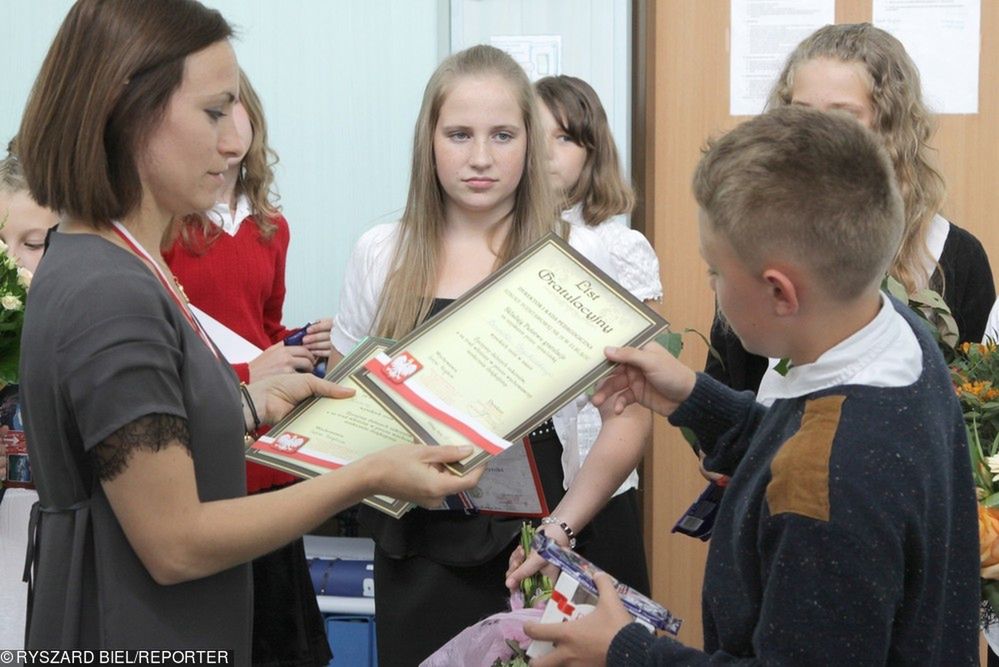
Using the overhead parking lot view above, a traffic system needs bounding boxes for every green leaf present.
[882,275,909,303]
[773,358,791,376]
[655,331,684,359]
[680,426,701,455]
[984,492,999,508]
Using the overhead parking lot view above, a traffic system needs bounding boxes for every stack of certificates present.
[247,234,669,517]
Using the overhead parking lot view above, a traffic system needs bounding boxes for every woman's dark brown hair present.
[18,0,232,227]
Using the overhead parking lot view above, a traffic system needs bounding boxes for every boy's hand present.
[593,343,696,418]
[524,573,633,667]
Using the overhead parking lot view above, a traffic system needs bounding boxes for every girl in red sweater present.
[164,69,332,667]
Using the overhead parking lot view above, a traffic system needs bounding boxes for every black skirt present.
[366,424,650,666]
[250,535,331,666]
[372,541,516,667]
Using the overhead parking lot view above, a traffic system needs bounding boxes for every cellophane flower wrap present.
[421,523,552,667]
[952,340,999,620]
[0,234,29,386]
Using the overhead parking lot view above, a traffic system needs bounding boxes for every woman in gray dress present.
[15,0,481,661]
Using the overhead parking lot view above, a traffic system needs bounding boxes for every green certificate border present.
[246,336,419,518]
[354,232,669,474]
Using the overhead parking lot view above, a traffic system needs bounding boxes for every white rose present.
[1,295,23,311]
[0,239,8,254]
[16,267,31,289]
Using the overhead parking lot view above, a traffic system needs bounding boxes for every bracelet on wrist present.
[239,382,261,435]
[541,515,577,549]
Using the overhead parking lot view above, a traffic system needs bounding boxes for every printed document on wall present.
[729,0,835,116]
[872,0,980,114]
[490,35,561,82]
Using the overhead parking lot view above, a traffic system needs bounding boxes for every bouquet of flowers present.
[420,523,552,667]
[953,340,999,620]
[0,234,30,386]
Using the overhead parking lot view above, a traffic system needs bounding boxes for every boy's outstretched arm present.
[593,343,696,417]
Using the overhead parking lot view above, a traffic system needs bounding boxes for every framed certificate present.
[354,233,669,475]
[433,437,550,517]
[246,337,420,518]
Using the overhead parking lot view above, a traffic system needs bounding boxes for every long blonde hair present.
[768,23,946,293]
[178,68,278,252]
[535,75,634,225]
[375,45,564,339]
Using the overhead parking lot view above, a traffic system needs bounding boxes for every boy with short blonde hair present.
[526,106,979,665]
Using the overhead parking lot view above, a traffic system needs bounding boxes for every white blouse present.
[205,194,253,236]
[562,204,663,302]
[331,221,625,492]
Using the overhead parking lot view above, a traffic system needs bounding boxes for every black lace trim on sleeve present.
[92,413,192,482]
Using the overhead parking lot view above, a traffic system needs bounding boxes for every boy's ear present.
[762,268,799,316]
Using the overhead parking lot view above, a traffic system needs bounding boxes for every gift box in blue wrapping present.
[326,615,377,666]
[308,558,374,597]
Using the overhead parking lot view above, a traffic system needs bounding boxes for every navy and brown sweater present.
[609,305,980,665]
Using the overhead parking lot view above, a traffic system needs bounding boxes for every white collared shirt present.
[206,194,253,237]
[755,293,922,407]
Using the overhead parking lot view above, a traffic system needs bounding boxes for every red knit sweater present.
[164,214,297,492]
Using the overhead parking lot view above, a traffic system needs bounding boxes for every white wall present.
[451,0,632,185]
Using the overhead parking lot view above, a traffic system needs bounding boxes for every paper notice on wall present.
[490,35,561,81]
[729,0,835,116]
[872,0,980,114]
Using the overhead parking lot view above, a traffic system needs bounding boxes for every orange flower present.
[979,505,999,579]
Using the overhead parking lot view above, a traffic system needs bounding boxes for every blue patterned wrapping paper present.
[532,532,682,635]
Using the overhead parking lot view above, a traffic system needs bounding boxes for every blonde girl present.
[331,45,651,666]
[706,22,995,394]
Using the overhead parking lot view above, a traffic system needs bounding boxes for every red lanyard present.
[109,221,219,360]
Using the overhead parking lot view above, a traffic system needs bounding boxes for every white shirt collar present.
[561,203,585,227]
[205,194,253,237]
[755,292,922,406]
[918,214,950,289]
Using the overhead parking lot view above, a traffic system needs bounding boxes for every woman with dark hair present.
[16,0,480,658]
